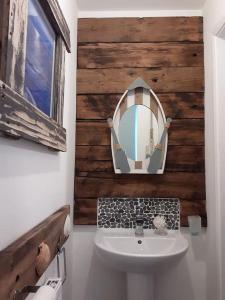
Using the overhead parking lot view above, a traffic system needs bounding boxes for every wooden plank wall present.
[0,0,10,81]
[75,17,206,226]
[0,2,3,71]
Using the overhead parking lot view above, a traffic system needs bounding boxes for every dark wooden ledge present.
[0,205,70,300]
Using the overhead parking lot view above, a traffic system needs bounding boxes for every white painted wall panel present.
[77,0,205,12]
[0,1,78,299]
[203,0,225,298]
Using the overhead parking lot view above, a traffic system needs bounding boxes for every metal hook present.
[14,247,67,299]
[13,286,40,299]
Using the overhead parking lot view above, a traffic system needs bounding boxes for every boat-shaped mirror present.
[107,78,172,174]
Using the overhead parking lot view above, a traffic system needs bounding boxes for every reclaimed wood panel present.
[78,17,203,43]
[0,206,70,300]
[76,93,204,120]
[75,17,205,226]
[74,198,97,225]
[52,38,66,125]
[0,1,5,78]
[75,172,205,199]
[0,1,13,81]
[0,81,66,151]
[78,43,204,69]
[76,145,204,173]
[76,119,204,146]
[76,145,112,160]
[6,0,28,94]
[77,67,204,94]
[0,0,70,151]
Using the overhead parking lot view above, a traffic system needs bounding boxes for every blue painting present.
[24,0,56,117]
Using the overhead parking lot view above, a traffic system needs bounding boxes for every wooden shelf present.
[0,205,70,300]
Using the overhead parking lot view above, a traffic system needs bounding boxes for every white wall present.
[77,0,204,17]
[0,1,78,299]
[77,0,205,12]
[203,0,225,299]
[78,10,203,18]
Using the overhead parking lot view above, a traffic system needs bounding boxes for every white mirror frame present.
[110,78,169,174]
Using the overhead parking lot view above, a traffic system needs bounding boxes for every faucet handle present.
[135,205,140,213]
[136,216,144,225]
[135,215,145,237]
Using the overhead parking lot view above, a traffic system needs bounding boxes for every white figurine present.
[153,215,167,235]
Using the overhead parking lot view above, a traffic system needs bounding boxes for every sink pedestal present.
[95,229,189,300]
[127,273,154,300]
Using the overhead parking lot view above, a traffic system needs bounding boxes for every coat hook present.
[35,242,51,276]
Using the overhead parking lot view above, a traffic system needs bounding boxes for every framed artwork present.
[0,0,71,151]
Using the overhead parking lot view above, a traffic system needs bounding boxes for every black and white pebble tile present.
[97,198,180,230]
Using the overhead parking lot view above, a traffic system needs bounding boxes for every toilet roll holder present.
[57,246,67,285]
[14,246,67,299]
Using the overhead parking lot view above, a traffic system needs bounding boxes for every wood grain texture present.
[76,120,204,146]
[6,0,28,94]
[75,17,205,226]
[76,145,204,173]
[74,198,98,225]
[0,206,70,300]
[78,17,203,43]
[52,38,66,125]
[76,93,204,120]
[75,172,205,199]
[0,81,66,151]
[78,43,204,69]
[0,3,2,60]
[77,67,204,94]
[0,1,11,81]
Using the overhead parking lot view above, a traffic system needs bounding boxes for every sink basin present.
[95,229,188,300]
[95,228,188,273]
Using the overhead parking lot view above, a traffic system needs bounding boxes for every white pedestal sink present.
[95,229,188,300]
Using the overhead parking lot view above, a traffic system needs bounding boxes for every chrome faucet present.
[135,206,144,236]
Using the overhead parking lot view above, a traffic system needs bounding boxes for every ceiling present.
[77,0,206,11]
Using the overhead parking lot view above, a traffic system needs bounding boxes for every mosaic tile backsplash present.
[97,198,180,230]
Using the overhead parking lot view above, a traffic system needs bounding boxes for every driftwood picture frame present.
[0,0,71,151]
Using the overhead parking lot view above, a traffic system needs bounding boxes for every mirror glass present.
[118,105,158,161]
